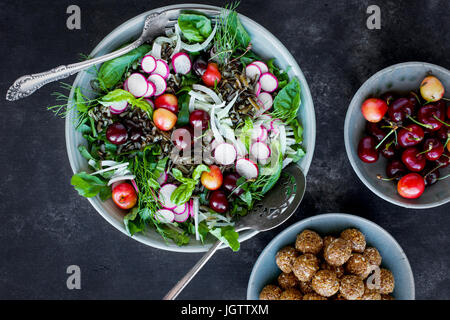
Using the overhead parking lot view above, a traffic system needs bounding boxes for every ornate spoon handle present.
[6,40,142,101]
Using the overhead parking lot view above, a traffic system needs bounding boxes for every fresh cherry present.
[386,159,407,179]
[358,136,379,163]
[381,92,397,106]
[189,110,210,131]
[397,124,424,148]
[366,122,387,142]
[397,173,425,199]
[388,98,412,122]
[401,147,426,172]
[209,190,229,213]
[424,168,440,187]
[417,103,445,131]
[380,142,397,159]
[436,126,449,141]
[361,98,388,123]
[223,173,244,196]
[421,138,444,161]
[106,123,128,145]
[436,152,450,168]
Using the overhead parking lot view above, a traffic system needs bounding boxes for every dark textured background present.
[0,0,449,300]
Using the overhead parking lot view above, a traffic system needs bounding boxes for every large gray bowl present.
[247,213,415,300]
[65,4,316,252]
[344,62,450,209]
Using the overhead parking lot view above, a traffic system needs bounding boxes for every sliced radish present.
[141,55,157,73]
[251,142,271,160]
[144,99,155,109]
[173,203,187,215]
[152,59,170,79]
[155,209,174,224]
[143,81,156,98]
[172,52,192,75]
[260,73,278,93]
[257,92,273,112]
[147,74,167,96]
[211,139,220,151]
[254,81,261,96]
[214,143,237,166]
[157,171,168,185]
[189,199,194,218]
[109,100,128,114]
[127,73,149,98]
[246,63,262,81]
[158,184,178,210]
[252,61,269,74]
[251,125,268,142]
[174,210,190,223]
[131,179,140,194]
[123,79,129,91]
[236,158,259,179]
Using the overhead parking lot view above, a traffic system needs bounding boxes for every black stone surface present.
[0,0,449,300]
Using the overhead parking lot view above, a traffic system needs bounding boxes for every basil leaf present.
[71,172,110,198]
[192,164,209,180]
[272,78,302,124]
[171,183,195,206]
[210,226,240,252]
[98,44,151,89]
[99,89,153,114]
[178,14,212,43]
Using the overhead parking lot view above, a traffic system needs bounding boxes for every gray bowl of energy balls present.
[247,213,415,300]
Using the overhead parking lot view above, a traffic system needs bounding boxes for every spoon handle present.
[163,240,222,300]
[5,41,141,101]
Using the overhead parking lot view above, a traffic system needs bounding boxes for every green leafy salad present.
[54,5,306,251]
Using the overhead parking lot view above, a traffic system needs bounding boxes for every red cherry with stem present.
[417,103,445,131]
[209,190,229,213]
[366,122,387,142]
[436,152,450,168]
[388,98,412,122]
[380,141,397,159]
[189,110,210,131]
[397,124,424,148]
[223,173,244,196]
[401,147,426,172]
[361,98,388,123]
[106,123,128,145]
[423,167,440,187]
[397,173,425,199]
[447,104,450,119]
[420,138,444,161]
[386,159,407,179]
[380,92,397,106]
[436,126,449,141]
[358,136,379,163]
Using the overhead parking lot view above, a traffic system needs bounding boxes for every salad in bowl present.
[59,5,313,252]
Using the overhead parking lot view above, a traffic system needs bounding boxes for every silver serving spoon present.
[163,164,306,300]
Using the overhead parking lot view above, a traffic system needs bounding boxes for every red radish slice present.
[123,79,129,91]
[155,209,174,223]
[236,158,259,179]
[109,100,128,114]
[143,81,156,98]
[174,210,189,223]
[251,125,268,142]
[257,92,273,112]
[157,171,168,185]
[252,61,269,74]
[144,99,155,109]
[189,199,194,218]
[152,59,170,79]
[254,81,261,96]
[158,184,178,210]
[127,73,149,98]
[251,142,271,160]
[147,74,167,96]
[246,63,262,81]
[214,143,237,165]
[131,180,140,194]
[260,73,278,93]
[172,52,192,75]
[141,55,157,73]
[173,203,187,215]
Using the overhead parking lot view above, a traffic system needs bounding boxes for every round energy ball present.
[299,280,315,295]
[292,254,320,282]
[324,238,352,266]
[323,236,336,249]
[275,246,298,273]
[295,230,323,255]
[345,253,370,277]
[363,247,382,266]
[312,270,340,297]
[303,293,327,300]
[360,285,382,300]
[339,275,365,300]
[379,268,395,294]
[278,272,299,290]
[259,285,282,300]
[321,262,345,278]
[280,288,303,300]
[340,229,366,253]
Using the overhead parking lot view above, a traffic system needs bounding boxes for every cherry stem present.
[376,127,397,150]
[424,164,442,178]
[433,115,450,127]
[407,116,433,129]
[438,173,450,181]
[377,174,397,181]
[417,143,433,156]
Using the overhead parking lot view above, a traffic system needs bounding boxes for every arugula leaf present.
[271,78,302,124]
[210,226,240,252]
[178,14,212,43]
[99,89,153,114]
[71,172,111,199]
[98,44,151,89]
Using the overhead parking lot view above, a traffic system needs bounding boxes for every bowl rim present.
[246,212,416,300]
[344,61,450,209]
[65,3,316,252]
